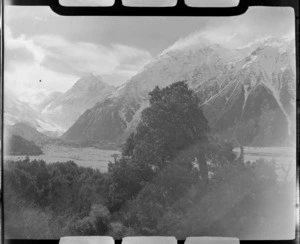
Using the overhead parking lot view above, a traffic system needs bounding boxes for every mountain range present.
[38,73,115,131]
[62,37,296,147]
[4,74,115,139]
[4,92,64,137]
[4,36,295,148]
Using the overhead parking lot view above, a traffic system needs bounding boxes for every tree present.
[69,204,111,236]
[122,133,135,157]
[135,81,210,171]
[4,158,110,238]
[108,81,214,211]
[107,157,152,212]
[156,158,288,240]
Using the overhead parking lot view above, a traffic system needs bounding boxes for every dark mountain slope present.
[5,122,51,146]
[4,134,43,156]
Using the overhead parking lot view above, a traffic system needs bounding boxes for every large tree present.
[108,81,234,211]
[133,81,210,171]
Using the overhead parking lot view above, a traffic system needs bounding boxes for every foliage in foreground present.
[4,82,295,239]
[4,158,110,238]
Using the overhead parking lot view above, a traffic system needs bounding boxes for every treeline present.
[4,158,113,238]
[4,82,294,239]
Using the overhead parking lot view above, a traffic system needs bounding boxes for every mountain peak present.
[40,73,116,131]
[71,74,110,92]
[81,72,97,78]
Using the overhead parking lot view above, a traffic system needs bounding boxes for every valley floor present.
[233,146,296,182]
[4,144,121,172]
[4,145,296,180]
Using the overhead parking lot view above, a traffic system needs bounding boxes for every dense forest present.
[4,82,294,239]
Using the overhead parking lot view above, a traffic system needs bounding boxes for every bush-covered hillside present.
[5,134,43,156]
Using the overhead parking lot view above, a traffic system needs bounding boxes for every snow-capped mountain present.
[39,73,115,131]
[4,93,65,137]
[4,74,115,138]
[198,39,296,146]
[62,37,296,147]
[38,91,63,111]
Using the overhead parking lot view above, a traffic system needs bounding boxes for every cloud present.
[4,24,153,105]
[4,5,294,105]
[4,59,78,105]
[162,30,240,54]
[34,35,118,76]
[4,26,81,104]
[163,7,295,53]
[5,27,44,63]
[33,35,153,80]
[112,44,153,71]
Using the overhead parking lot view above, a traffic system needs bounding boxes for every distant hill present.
[4,134,43,156]
[5,122,51,146]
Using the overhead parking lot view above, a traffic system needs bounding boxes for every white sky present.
[4,4,295,105]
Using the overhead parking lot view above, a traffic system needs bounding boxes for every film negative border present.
[4,0,299,16]
[1,0,299,244]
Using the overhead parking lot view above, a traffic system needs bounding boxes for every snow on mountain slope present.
[197,38,296,146]
[40,73,115,131]
[38,91,63,112]
[241,42,295,135]
[4,94,65,137]
[63,37,296,147]
[62,41,237,142]
[4,74,115,138]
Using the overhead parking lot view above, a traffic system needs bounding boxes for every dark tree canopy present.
[109,81,213,210]
[134,81,210,169]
